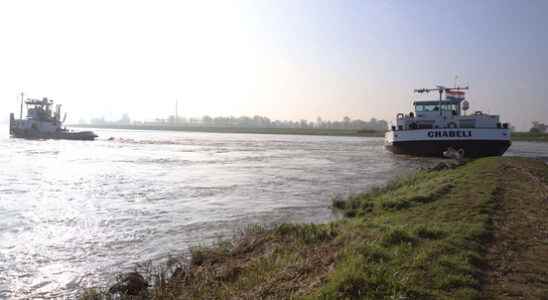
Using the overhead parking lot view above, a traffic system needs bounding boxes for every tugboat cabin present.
[11,98,64,134]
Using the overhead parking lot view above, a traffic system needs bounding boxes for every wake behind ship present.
[385,85,511,158]
[9,95,97,141]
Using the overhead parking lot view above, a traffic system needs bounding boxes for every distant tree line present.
[87,114,389,131]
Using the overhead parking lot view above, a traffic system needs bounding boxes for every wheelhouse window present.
[415,105,439,112]
[415,104,457,112]
[441,104,458,111]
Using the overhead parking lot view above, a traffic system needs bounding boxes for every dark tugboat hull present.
[385,140,511,158]
[10,128,98,141]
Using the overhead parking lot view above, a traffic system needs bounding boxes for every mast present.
[438,89,443,116]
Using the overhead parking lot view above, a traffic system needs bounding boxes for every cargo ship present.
[385,86,511,157]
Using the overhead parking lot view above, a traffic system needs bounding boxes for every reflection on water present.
[0,127,546,298]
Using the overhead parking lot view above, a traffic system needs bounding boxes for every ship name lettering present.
[427,130,472,138]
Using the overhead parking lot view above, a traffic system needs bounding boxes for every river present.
[0,127,546,298]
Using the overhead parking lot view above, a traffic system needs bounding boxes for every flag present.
[446,90,465,100]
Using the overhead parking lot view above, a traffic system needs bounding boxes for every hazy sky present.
[0,0,546,130]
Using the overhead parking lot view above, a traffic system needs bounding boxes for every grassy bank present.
[84,157,548,299]
[71,124,385,137]
[512,132,548,142]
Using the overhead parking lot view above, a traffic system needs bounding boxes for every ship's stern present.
[384,128,511,157]
[9,113,15,135]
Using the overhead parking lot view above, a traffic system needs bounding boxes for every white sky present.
[0,0,365,124]
[1,0,546,130]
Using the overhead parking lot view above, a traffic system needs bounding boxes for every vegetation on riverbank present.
[72,124,386,137]
[82,157,548,299]
[512,131,548,142]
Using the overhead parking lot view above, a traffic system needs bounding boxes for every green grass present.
[82,157,548,299]
[309,160,498,299]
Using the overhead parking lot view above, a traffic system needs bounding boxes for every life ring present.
[396,113,404,119]
[447,122,457,128]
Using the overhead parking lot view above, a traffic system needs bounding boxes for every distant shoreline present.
[70,124,386,137]
[71,124,548,142]
[511,132,548,142]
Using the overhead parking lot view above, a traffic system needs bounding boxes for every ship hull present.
[385,140,511,158]
[384,128,511,158]
[10,128,98,141]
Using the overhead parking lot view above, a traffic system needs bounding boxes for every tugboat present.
[385,85,511,158]
[9,94,98,140]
